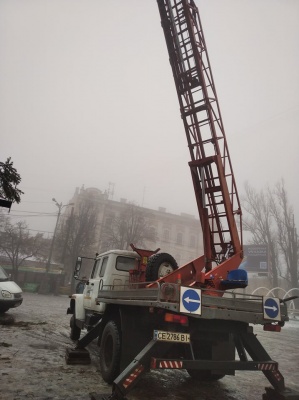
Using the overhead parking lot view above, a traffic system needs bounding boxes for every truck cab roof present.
[96,249,140,260]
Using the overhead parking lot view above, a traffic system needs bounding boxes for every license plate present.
[153,330,190,343]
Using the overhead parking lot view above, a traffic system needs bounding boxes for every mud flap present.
[263,387,299,400]
[65,347,91,365]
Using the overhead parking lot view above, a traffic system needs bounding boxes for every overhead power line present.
[10,210,56,215]
[9,214,56,218]
[27,228,54,234]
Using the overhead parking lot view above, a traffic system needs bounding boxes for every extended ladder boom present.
[157,0,242,271]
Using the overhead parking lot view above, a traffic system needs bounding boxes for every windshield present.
[0,267,9,281]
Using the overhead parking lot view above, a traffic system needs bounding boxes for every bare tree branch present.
[55,196,100,284]
[0,216,45,280]
[242,181,298,288]
[101,203,156,251]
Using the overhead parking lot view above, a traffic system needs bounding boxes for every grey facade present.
[69,186,203,266]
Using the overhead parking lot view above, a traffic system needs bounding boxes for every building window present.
[163,229,170,241]
[190,235,196,248]
[148,226,156,241]
[176,232,183,245]
[175,254,181,265]
[105,213,114,227]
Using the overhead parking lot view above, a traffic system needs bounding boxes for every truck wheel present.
[145,252,178,281]
[70,315,81,341]
[99,320,121,383]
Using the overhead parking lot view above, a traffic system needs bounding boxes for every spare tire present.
[145,252,178,282]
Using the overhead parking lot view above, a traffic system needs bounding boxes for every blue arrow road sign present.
[182,289,201,313]
[263,297,280,320]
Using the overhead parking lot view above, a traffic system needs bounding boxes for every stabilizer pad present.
[65,347,91,365]
[263,387,299,400]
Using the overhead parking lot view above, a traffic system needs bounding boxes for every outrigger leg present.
[239,331,299,400]
[90,339,172,400]
[65,320,103,365]
[89,328,299,400]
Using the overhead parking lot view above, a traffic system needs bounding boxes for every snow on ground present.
[0,292,298,400]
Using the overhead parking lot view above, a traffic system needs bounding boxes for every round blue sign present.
[264,298,279,319]
[182,289,201,312]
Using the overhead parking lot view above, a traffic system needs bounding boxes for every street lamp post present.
[45,198,74,273]
[60,205,74,265]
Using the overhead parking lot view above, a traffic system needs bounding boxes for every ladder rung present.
[205,186,221,194]
[183,104,207,117]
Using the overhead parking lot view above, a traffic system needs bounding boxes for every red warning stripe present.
[122,365,144,389]
[159,360,183,369]
[257,363,277,371]
[151,358,183,369]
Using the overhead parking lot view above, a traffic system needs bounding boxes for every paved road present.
[0,292,298,400]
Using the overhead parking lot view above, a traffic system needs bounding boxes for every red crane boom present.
[156,0,243,291]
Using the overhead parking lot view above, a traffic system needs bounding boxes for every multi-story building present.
[68,186,203,266]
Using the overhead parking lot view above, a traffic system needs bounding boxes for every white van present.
[0,266,23,313]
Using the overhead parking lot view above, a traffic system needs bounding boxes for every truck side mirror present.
[74,257,82,279]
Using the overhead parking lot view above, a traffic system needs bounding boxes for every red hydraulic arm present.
[156,0,243,289]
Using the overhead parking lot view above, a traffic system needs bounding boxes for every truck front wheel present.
[99,320,121,383]
[145,253,178,282]
[70,315,81,341]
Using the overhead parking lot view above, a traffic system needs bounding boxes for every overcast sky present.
[1,0,298,236]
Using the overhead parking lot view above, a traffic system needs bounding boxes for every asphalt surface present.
[0,292,299,400]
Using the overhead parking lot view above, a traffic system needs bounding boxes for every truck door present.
[83,256,109,311]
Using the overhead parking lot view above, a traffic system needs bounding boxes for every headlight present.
[1,290,13,298]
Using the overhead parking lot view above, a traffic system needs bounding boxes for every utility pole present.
[61,205,74,265]
[46,198,74,273]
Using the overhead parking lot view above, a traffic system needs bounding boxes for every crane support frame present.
[157,0,242,270]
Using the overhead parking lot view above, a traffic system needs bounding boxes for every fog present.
[1,0,298,235]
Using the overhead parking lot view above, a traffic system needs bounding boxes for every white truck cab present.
[68,249,140,336]
[0,266,23,313]
[68,248,177,340]
[81,250,139,314]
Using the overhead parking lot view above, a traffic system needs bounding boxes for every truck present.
[66,1,299,399]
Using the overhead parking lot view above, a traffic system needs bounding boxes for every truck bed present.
[96,283,288,325]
